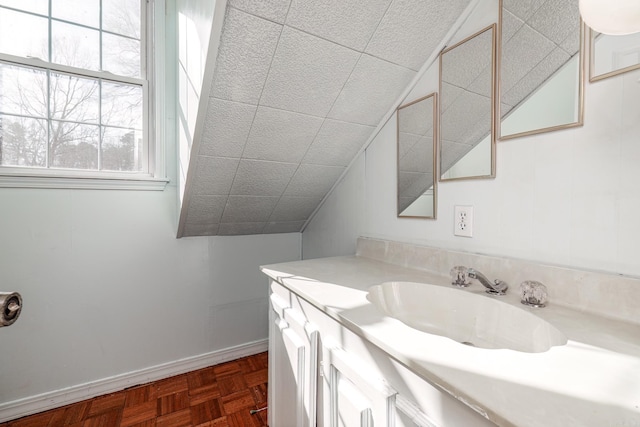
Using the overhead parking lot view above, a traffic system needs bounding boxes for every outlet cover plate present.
[454,205,473,237]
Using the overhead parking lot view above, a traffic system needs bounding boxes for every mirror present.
[590,30,640,82]
[397,93,437,218]
[499,0,584,139]
[439,25,496,181]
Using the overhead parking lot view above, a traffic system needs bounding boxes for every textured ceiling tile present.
[220,196,280,223]
[183,223,220,236]
[243,107,324,163]
[328,54,416,126]
[218,222,266,235]
[560,29,580,56]
[502,47,570,109]
[229,159,298,196]
[211,7,282,104]
[286,0,392,51]
[441,29,493,89]
[228,0,291,24]
[398,171,431,197]
[528,0,580,46]
[283,164,345,198]
[302,119,374,167]
[199,98,256,158]
[503,0,546,22]
[192,156,240,195]
[466,66,493,99]
[501,24,556,93]
[259,26,360,117]
[365,0,470,70]
[264,221,305,233]
[502,8,524,44]
[186,195,228,224]
[398,98,434,136]
[440,90,491,143]
[269,196,323,222]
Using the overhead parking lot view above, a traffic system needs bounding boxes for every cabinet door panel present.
[323,341,397,427]
[269,292,318,427]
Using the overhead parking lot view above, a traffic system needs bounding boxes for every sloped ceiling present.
[178,0,472,236]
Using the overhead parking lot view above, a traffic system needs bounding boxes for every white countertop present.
[262,255,640,427]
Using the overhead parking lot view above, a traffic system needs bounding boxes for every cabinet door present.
[269,293,318,427]
[322,340,397,427]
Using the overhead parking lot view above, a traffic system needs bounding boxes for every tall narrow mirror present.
[397,93,437,218]
[439,25,496,181]
[590,30,640,82]
[499,0,584,139]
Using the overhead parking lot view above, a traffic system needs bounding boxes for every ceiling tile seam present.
[361,0,396,53]
[260,116,328,225]
[176,0,230,238]
[300,0,484,233]
[208,97,329,121]
[226,4,290,27]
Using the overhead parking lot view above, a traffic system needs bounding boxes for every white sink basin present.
[367,281,567,353]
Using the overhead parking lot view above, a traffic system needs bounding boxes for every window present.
[0,0,165,186]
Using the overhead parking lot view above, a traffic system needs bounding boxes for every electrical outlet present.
[454,205,473,237]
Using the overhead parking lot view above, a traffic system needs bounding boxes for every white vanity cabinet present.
[268,280,496,427]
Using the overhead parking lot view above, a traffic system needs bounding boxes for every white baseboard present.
[0,339,268,423]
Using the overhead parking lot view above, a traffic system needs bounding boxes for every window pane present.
[103,0,140,39]
[0,8,48,60]
[52,21,100,70]
[102,82,142,129]
[52,0,99,28]
[50,120,98,169]
[50,72,99,123]
[0,63,48,118]
[0,1,48,16]
[103,33,141,78]
[101,127,142,171]
[0,114,47,167]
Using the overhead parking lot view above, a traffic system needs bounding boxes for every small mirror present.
[590,30,640,82]
[397,93,437,218]
[499,0,584,139]
[439,25,496,181]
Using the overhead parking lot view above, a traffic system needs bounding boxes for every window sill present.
[0,171,170,191]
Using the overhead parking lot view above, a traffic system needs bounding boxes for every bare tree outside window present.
[0,0,145,173]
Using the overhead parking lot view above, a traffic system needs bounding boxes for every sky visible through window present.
[0,0,146,173]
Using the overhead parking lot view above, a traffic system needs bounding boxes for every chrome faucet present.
[467,268,508,295]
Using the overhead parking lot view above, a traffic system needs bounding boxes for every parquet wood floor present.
[1,352,269,427]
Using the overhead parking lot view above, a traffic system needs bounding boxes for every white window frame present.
[0,0,168,190]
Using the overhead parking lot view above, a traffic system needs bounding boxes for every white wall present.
[303,58,640,278]
[0,186,300,405]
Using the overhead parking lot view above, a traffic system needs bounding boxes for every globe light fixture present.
[579,0,640,35]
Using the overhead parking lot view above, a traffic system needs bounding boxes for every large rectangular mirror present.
[499,0,584,139]
[590,30,640,82]
[397,93,437,218]
[439,25,496,181]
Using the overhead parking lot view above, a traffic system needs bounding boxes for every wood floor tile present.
[125,385,157,408]
[217,374,247,397]
[126,421,156,427]
[189,384,222,407]
[87,393,126,417]
[155,408,191,427]
[120,401,157,427]
[249,384,268,408]
[49,401,90,425]
[190,399,223,425]
[157,391,189,416]
[226,411,264,427]
[220,390,255,414]
[82,407,122,427]
[187,367,217,395]
[243,369,267,388]
[212,362,241,378]
[155,376,188,398]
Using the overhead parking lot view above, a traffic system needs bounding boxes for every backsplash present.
[356,237,640,325]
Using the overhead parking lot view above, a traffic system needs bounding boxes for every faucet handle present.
[450,265,470,287]
[520,281,548,307]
